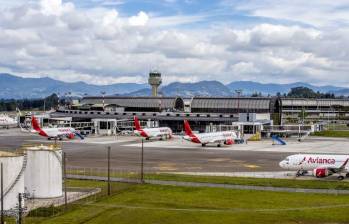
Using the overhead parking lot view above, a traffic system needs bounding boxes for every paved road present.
[67,174,349,195]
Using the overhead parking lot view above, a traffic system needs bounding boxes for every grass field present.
[312,130,349,137]
[145,173,349,189]
[67,169,349,190]
[21,179,349,224]
[327,124,349,131]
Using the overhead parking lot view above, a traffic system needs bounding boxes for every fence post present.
[18,193,22,224]
[107,146,111,196]
[141,139,144,183]
[63,152,68,210]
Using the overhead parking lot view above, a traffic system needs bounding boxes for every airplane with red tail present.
[279,154,349,180]
[133,116,172,140]
[31,116,84,140]
[183,120,238,147]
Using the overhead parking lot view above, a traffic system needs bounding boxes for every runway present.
[0,128,348,173]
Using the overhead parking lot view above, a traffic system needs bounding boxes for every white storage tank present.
[0,151,25,210]
[24,145,62,198]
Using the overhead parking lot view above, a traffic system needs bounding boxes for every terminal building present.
[53,96,276,134]
[279,98,349,124]
[52,96,349,135]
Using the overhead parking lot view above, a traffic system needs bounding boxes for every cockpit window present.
[285,158,290,162]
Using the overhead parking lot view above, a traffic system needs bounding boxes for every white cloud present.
[40,0,74,16]
[129,11,149,26]
[0,0,349,87]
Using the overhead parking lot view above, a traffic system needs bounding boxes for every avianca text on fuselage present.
[133,116,172,140]
[183,120,237,147]
[31,116,84,140]
[279,154,349,180]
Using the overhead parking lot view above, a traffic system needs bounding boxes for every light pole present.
[107,146,111,196]
[57,92,60,109]
[235,89,243,118]
[140,139,144,183]
[101,91,106,111]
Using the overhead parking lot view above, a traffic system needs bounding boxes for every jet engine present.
[313,168,330,178]
[67,133,75,139]
[224,139,234,145]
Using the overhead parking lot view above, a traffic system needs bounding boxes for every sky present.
[1,0,349,86]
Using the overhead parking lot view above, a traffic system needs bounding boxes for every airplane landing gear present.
[201,143,206,147]
[296,170,307,177]
[217,144,221,147]
[346,173,349,178]
[338,175,345,180]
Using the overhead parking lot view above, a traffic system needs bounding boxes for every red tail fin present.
[134,116,142,131]
[31,116,42,132]
[184,120,195,137]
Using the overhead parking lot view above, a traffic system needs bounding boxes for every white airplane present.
[183,120,237,147]
[279,154,349,180]
[31,116,84,140]
[133,116,172,140]
[0,114,17,129]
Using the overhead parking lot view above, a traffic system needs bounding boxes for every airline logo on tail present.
[31,116,48,137]
[133,116,148,138]
[183,120,200,143]
[134,116,142,131]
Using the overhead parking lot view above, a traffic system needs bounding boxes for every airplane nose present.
[279,161,286,168]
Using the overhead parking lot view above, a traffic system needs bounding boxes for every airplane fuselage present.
[0,116,17,128]
[279,154,349,171]
[184,131,237,145]
[134,127,172,139]
[39,127,77,138]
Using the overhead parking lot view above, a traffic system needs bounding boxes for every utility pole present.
[57,92,60,108]
[107,146,111,196]
[101,91,106,111]
[140,139,144,184]
[62,152,68,210]
[1,163,4,224]
[18,193,22,224]
[235,89,243,120]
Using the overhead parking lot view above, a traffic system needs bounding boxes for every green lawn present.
[68,168,349,190]
[145,173,349,190]
[24,180,349,224]
[312,130,349,137]
[327,124,349,131]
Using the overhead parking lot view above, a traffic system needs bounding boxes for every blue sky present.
[1,0,349,86]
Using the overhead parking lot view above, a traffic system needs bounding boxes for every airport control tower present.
[148,70,162,96]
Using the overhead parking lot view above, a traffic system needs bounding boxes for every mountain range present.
[0,73,147,99]
[1,73,349,99]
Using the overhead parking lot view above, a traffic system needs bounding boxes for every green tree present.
[287,87,318,98]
